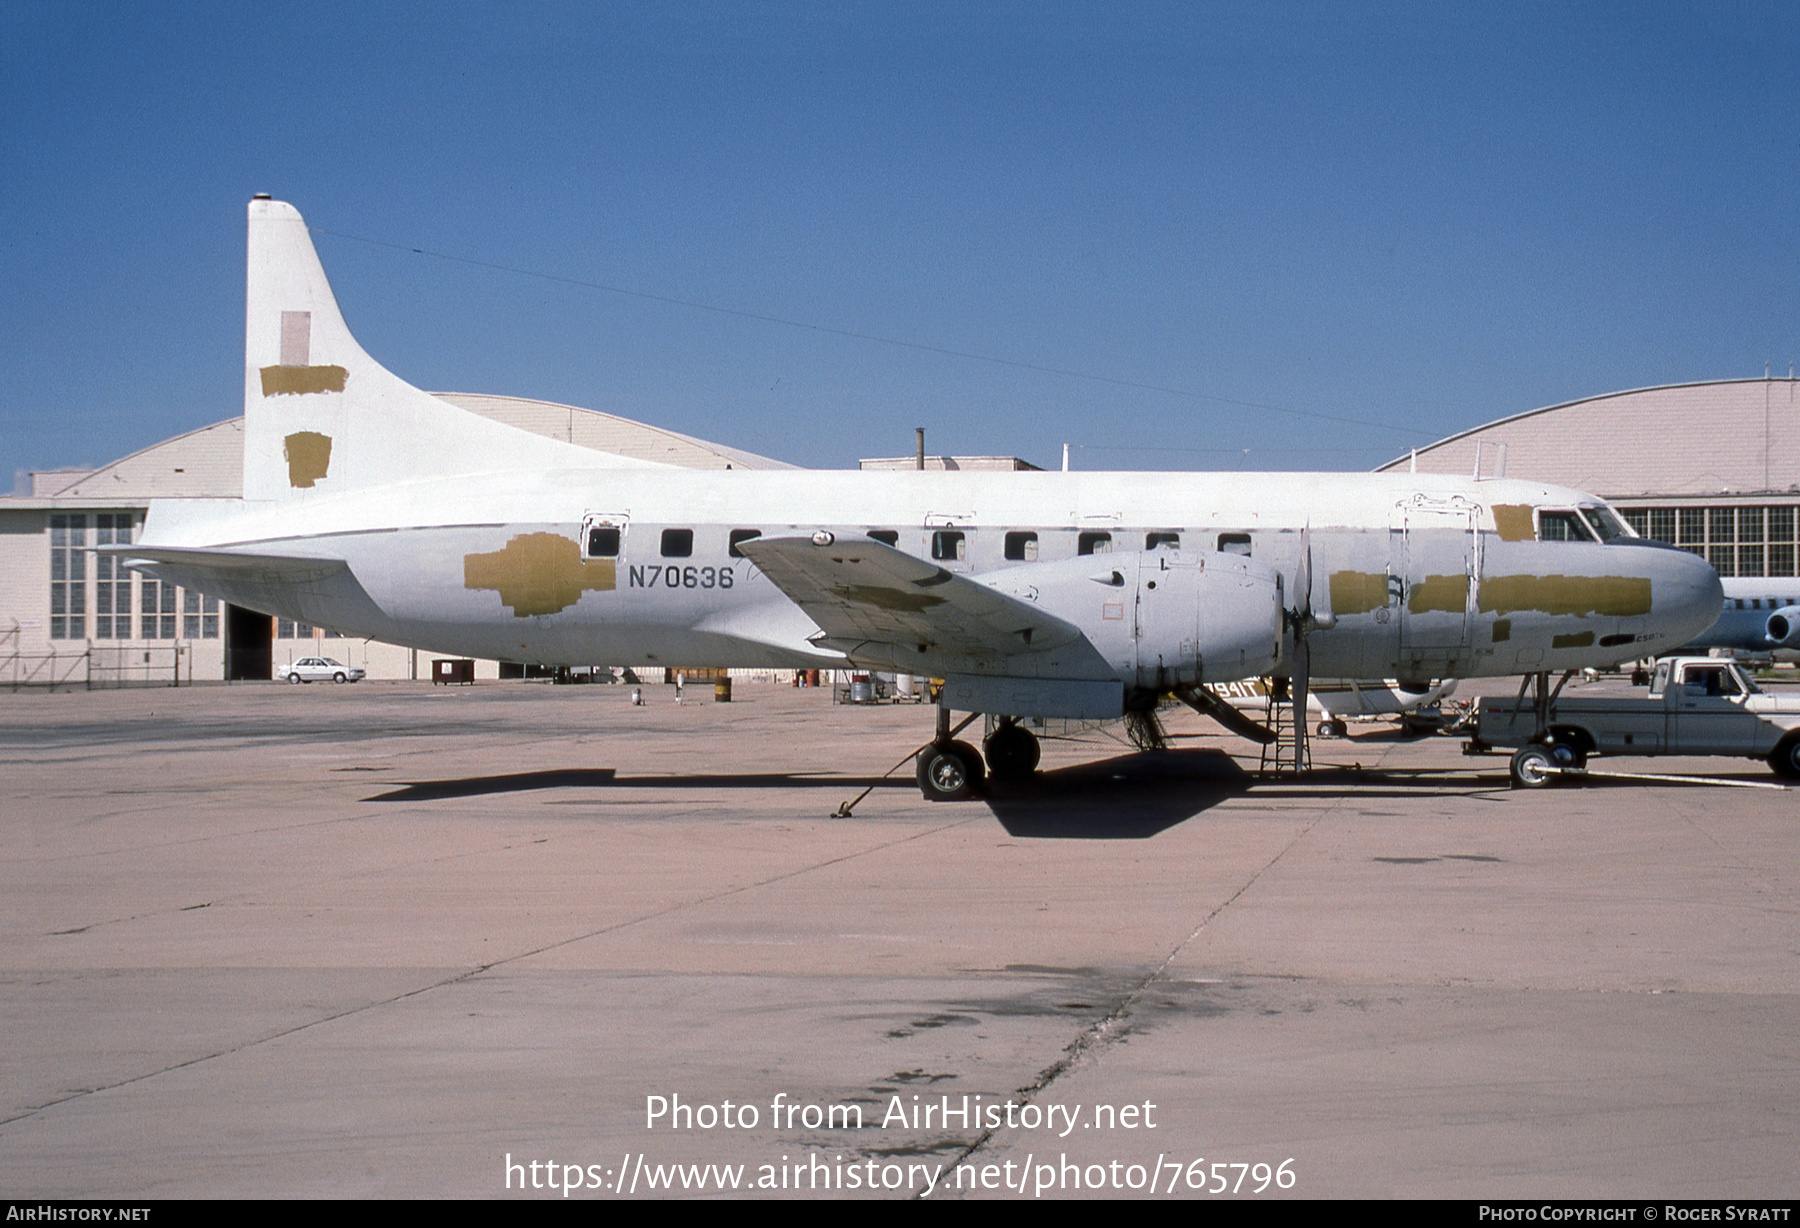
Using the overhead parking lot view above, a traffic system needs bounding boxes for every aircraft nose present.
[1652,547,1724,646]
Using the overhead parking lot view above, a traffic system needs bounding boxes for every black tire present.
[947,740,986,788]
[333,672,347,684]
[984,724,1040,781]
[917,744,979,801]
[1510,745,1557,789]
[1769,736,1800,781]
[287,673,302,684]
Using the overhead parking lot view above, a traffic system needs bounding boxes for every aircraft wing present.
[736,535,1108,674]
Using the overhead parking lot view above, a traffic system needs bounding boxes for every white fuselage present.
[140,466,1724,688]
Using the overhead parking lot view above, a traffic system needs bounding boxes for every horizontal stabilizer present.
[107,544,349,581]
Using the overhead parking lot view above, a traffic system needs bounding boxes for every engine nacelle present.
[980,548,1284,689]
[1766,606,1800,649]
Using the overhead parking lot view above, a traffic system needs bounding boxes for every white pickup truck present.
[1471,657,1800,787]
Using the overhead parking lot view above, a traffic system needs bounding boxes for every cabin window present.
[931,530,966,561]
[1146,532,1180,550]
[1078,531,1112,556]
[1218,533,1252,556]
[728,529,760,558]
[1004,531,1038,561]
[1580,506,1630,542]
[1537,511,1594,542]
[868,530,899,546]
[587,526,621,558]
[661,529,694,558]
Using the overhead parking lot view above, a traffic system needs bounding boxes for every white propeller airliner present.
[119,198,1723,799]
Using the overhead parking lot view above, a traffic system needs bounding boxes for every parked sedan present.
[283,657,365,684]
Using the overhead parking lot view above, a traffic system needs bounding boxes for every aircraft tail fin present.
[243,197,651,502]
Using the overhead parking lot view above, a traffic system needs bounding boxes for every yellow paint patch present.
[464,533,616,617]
[261,365,349,396]
[1491,618,1511,642]
[1479,574,1652,617]
[1491,504,1536,542]
[283,431,332,488]
[1553,631,1596,649]
[832,584,946,613]
[1408,573,1470,613]
[1329,571,1389,616]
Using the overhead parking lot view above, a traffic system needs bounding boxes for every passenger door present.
[1395,497,1476,659]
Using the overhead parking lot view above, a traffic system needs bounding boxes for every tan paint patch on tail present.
[283,431,332,488]
[1408,574,1470,613]
[465,533,616,617]
[1329,571,1389,616]
[261,365,348,396]
[1479,574,1652,617]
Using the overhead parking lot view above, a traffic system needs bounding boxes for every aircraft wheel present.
[917,742,981,801]
[1509,745,1558,789]
[1768,736,1800,781]
[984,724,1040,781]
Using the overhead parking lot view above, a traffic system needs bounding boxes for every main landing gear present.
[915,710,1040,801]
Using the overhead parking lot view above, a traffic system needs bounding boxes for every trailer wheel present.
[1769,736,1800,781]
[1510,745,1557,789]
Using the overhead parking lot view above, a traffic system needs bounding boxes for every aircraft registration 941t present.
[119,198,1723,799]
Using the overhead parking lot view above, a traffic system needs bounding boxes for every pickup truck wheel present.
[1510,745,1557,789]
[1769,736,1800,781]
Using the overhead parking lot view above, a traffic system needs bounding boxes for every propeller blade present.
[1294,525,1312,622]
[1292,632,1310,772]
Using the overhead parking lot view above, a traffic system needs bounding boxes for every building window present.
[141,579,177,640]
[93,513,131,639]
[277,619,315,639]
[184,591,220,639]
[50,514,87,639]
[1619,503,1800,578]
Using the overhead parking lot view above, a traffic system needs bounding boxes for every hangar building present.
[1378,378,1800,580]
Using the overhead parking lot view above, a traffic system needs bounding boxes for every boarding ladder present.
[1258,679,1310,775]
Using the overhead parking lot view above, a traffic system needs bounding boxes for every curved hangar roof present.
[1376,378,1800,499]
[41,393,793,501]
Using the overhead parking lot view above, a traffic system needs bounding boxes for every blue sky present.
[3,2,1798,483]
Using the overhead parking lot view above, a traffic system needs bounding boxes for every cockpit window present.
[1580,506,1631,542]
[1538,511,1595,542]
